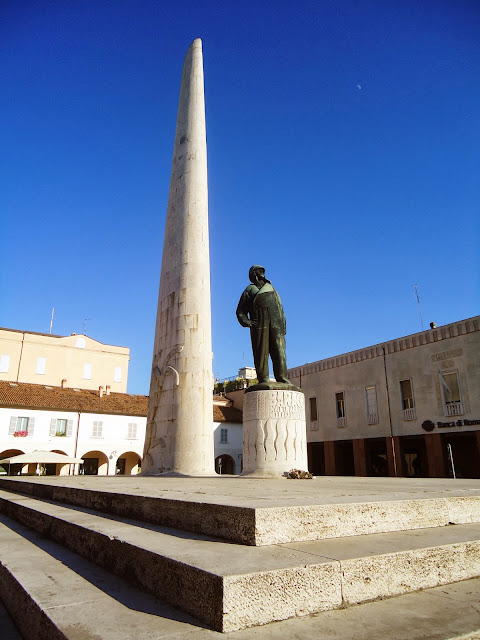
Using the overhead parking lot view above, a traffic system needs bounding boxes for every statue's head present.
[249,265,265,285]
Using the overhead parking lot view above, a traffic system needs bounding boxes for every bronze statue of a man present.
[236,265,292,387]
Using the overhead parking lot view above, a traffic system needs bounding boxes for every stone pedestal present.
[242,389,308,477]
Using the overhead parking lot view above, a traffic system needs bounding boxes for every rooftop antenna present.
[414,284,424,331]
[82,317,92,335]
[49,307,55,334]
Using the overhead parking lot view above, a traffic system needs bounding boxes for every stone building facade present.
[287,316,480,479]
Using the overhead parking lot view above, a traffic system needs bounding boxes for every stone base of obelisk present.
[241,389,308,477]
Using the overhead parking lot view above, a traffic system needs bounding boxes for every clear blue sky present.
[1,1,478,395]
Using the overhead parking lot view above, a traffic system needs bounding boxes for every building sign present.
[437,418,480,428]
[431,349,463,362]
[422,418,480,431]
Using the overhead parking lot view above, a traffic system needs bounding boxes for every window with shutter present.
[400,379,416,420]
[400,379,414,409]
[127,423,137,439]
[36,357,47,375]
[440,371,463,416]
[0,354,10,373]
[335,392,345,418]
[28,417,35,435]
[92,421,103,437]
[114,366,122,383]
[83,363,92,379]
[66,420,74,437]
[335,392,347,427]
[50,418,57,436]
[9,416,17,435]
[365,386,379,424]
[56,419,67,435]
[16,417,29,432]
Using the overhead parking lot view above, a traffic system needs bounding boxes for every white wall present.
[213,421,243,474]
[77,412,145,475]
[0,407,146,475]
[2,407,244,476]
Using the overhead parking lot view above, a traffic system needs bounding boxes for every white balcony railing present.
[403,408,416,421]
[446,402,463,417]
[337,416,347,428]
[368,413,379,425]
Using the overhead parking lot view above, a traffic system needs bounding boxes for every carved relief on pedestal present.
[244,390,305,421]
[242,390,307,476]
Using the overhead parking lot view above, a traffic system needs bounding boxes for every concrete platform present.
[1,513,480,639]
[1,476,480,632]
[1,475,479,545]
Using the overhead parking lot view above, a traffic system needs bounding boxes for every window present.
[0,354,10,373]
[76,337,86,348]
[114,366,122,383]
[16,417,29,432]
[57,419,67,435]
[309,397,318,422]
[83,363,92,380]
[440,371,463,416]
[36,357,46,375]
[365,386,379,424]
[127,423,137,439]
[336,392,346,427]
[92,421,103,438]
[220,428,228,443]
[400,379,416,420]
[49,418,73,437]
[9,416,34,436]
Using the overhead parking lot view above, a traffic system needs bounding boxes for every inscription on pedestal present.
[244,390,305,422]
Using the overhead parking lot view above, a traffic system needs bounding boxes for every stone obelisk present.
[142,39,214,475]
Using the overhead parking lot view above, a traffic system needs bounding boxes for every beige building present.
[287,316,480,479]
[0,328,130,393]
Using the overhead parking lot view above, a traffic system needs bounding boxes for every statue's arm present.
[236,289,252,327]
[276,290,287,334]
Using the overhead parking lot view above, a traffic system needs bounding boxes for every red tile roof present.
[0,381,148,417]
[213,404,242,423]
[0,381,243,422]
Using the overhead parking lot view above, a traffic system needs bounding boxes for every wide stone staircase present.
[0,476,479,639]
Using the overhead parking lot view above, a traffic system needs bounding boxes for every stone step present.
[1,488,479,632]
[1,513,480,640]
[0,514,209,640]
[0,599,23,640]
[1,476,479,546]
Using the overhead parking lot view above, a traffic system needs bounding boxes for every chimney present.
[61,379,67,388]
[99,386,104,398]
[430,322,437,329]
[105,385,111,396]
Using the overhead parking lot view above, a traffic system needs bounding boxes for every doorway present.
[82,458,99,475]
[215,455,235,474]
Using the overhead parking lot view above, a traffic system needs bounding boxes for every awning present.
[0,451,84,465]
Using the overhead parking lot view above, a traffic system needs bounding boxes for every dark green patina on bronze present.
[236,265,301,393]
